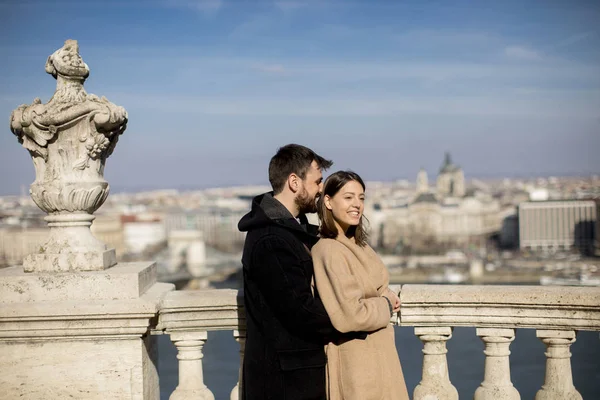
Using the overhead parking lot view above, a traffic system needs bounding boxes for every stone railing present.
[156,289,244,400]
[155,284,600,400]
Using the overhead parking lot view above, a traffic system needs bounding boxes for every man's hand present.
[384,287,401,313]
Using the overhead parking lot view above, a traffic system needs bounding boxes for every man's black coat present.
[238,193,340,400]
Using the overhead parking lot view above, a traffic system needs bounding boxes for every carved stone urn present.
[10,39,127,272]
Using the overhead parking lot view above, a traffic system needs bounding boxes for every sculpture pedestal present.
[0,262,174,400]
[23,213,117,272]
[24,248,117,272]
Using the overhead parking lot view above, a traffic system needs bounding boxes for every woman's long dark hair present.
[317,170,369,247]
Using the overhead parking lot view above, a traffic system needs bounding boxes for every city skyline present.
[1,0,599,195]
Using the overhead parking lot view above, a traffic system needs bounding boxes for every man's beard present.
[295,187,319,214]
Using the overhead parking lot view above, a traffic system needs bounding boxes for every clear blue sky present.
[1,0,599,195]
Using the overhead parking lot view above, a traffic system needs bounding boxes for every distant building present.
[164,208,247,252]
[91,214,126,258]
[596,201,600,257]
[436,152,465,198]
[499,214,519,249]
[416,168,429,194]
[518,200,597,254]
[370,153,504,252]
[122,215,167,254]
[167,230,207,276]
[0,227,48,266]
[528,188,550,201]
[374,193,503,251]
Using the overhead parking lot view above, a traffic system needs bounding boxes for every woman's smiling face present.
[324,179,365,233]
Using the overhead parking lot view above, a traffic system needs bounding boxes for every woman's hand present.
[384,288,401,313]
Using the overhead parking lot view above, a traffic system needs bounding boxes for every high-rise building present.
[595,201,600,257]
[518,200,597,254]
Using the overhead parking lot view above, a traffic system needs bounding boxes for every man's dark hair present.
[268,144,333,194]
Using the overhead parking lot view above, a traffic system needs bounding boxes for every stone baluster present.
[230,329,246,400]
[535,330,582,400]
[413,327,458,400]
[170,331,214,400]
[475,328,520,400]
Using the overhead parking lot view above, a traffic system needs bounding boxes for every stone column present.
[413,327,458,400]
[230,329,246,400]
[170,331,215,400]
[475,328,520,400]
[535,330,582,400]
[9,39,127,272]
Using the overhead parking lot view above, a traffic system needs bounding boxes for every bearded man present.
[238,144,344,400]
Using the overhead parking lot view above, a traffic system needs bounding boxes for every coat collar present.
[331,234,385,295]
[239,192,319,245]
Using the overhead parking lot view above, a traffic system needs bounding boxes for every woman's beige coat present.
[312,235,409,400]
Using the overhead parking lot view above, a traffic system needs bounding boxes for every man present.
[238,144,345,400]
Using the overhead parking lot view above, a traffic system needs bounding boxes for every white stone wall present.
[0,337,158,399]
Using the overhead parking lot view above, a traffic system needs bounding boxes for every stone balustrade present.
[156,289,244,400]
[154,284,600,400]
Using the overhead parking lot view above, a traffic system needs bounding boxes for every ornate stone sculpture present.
[9,39,127,272]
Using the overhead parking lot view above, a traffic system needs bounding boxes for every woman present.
[312,170,409,400]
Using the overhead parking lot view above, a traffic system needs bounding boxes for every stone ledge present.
[160,288,241,309]
[0,262,157,302]
[399,284,600,331]
[400,284,600,306]
[0,282,174,340]
[157,288,244,332]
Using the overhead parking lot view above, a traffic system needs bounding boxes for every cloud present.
[395,29,497,47]
[553,31,596,49]
[274,1,306,12]
[504,46,543,61]
[314,25,498,50]
[229,14,276,38]
[253,63,288,75]
[113,89,600,119]
[273,60,599,85]
[94,52,599,118]
[273,0,335,12]
[166,0,223,15]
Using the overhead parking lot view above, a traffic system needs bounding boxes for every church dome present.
[439,152,461,174]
